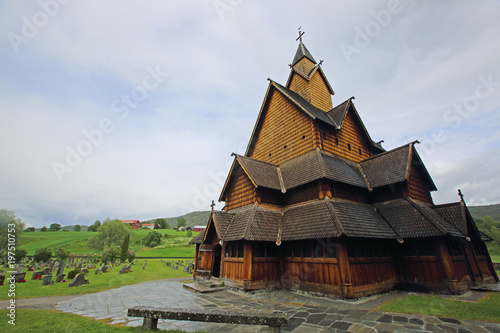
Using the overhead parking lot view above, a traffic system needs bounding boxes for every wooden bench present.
[127,306,288,332]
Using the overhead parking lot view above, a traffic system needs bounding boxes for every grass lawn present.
[0,309,192,333]
[135,246,195,257]
[0,259,191,300]
[490,254,500,262]
[377,293,500,323]
[19,229,199,257]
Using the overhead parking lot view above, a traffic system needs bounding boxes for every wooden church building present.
[190,34,498,298]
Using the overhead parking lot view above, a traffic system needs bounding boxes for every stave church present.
[190,32,498,298]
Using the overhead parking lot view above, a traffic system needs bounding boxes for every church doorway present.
[212,244,222,278]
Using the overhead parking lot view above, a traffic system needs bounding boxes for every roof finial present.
[210,200,215,212]
[458,189,464,202]
[296,26,305,43]
[319,60,324,66]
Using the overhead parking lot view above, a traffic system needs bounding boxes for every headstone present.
[42,267,51,275]
[119,265,130,274]
[81,268,89,274]
[42,275,52,286]
[183,266,189,273]
[57,260,65,276]
[101,266,108,273]
[32,270,43,280]
[0,276,5,285]
[13,272,26,283]
[94,269,101,275]
[56,274,66,282]
[68,273,88,287]
[142,263,146,270]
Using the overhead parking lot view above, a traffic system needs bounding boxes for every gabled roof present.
[221,203,281,242]
[280,149,369,190]
[328,98,385,152]
[193,197,470,244]
[433,202,467,234]
[189,211,234,245]
[291,41,316,66]
[360,142,436,190]
[374,198,465,239]
[285,65,335,96]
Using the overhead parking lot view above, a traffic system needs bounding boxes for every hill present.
[143,211,210,228]
[468,204,500,221]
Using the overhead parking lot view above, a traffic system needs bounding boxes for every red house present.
[120,220,140,229]
[193,226,206,232]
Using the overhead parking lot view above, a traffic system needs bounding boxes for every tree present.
[73,225,81,232]
[54,248,70,261]
[0,208,26,254]
[50,223,61,231]
[24,227,35,232]
[40,226,48,232]
[120,233,130,262]
[155,218,169,229]
[176,218,186,230]
[186,229,193,238]
[143,231,162,247]
[14,248,27,263]
[104,245,121,262]
[34,248,52,262]
[87,219,130,251]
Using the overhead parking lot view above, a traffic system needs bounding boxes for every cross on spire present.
[458,189,464,202]
[296,26,305,43]
[210,200,215,212]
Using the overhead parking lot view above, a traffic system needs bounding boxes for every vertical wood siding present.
[221,258,244,280]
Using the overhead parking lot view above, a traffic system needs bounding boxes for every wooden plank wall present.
[309,71,333,111]
[408,165,433,203]
[348,258,398,287]
[451,256,471,282]
[249,89,316,165]
[282,258,341,288]
[320,111,377,163]
[251,258,280,282]
[400,256,446,283]
[224,170,255,211]
[221,258,244,281]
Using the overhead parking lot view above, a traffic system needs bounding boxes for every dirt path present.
[0,295,77,310]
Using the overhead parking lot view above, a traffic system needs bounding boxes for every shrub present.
[186,229,192,238]
[33,248,52,262]
[143,231,162,247]
[67,269,81,279]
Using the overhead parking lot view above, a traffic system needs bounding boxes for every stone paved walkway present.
[55,278,500,332]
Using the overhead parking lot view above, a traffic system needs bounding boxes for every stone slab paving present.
[55,278,500,332]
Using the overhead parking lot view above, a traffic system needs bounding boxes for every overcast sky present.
[1,0,499,228]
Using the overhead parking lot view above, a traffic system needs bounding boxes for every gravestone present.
[42,267,51,275]
[32,270,44,280]
[81,268,89,274]
[57,260,65,276]
[56,274,66,282]
[68,273,88,287]
[42,275,52,286]
[0,276,5,285]
[13,272,26,283]
[101,266,108,273]
[94,269,101,275]
[119,265,130,274]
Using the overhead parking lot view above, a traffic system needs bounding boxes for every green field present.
[19,229,198,257]
[0,259,191,300]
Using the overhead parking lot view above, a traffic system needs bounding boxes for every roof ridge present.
[324,197,345,236]
[277,166,286,193]
[242,202,259,240]
[316,148,326,178]
[360,141,417,163]
[406,197,448,235]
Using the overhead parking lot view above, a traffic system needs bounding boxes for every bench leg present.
[142,317,158,330]
[269,326,280,333]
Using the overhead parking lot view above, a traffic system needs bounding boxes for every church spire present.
[291,28,317,67]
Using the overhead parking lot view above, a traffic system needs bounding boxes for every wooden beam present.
[437,239,460,294]
[243,241,253,290]
[337,240,353,298]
